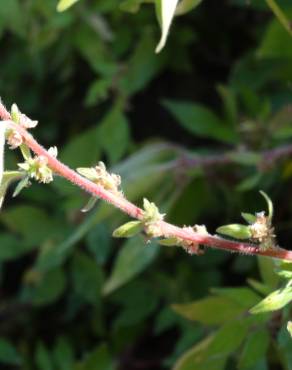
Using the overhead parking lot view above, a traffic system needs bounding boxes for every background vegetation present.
[0,0,292,369]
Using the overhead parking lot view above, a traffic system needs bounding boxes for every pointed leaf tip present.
[259,190,274,220]
[155,0,179,53]
[113,221,143,238]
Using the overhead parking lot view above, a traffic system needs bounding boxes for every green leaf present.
[229,151,261,166]
[71,251,103,305]
[120,0,144,13]
[265,0,292,38]
[258,13,292,58]
[277,324,292,369]
[236,173,262,192]
[30,267,66,306]
[57,0,80,12]
[259,190,274,220]
[0,234,34,261]
[0,171,22,209]
[238,329,270,369]
[216,224,252,240]
[120,33,165,95]
[79,344,114,370]
[86,224,112,265]
[0,338,21,365]
[275,260,292,279]
[287,321,292,338]
[250,285,292,314]
[174,320,250,370]
[81,196,98,213]
[175,0,203,15]
[206,320,250,357]
[103,237,159,295]
[172,296,247,325]
[35,342,53,370]
[60,125,101,169]
[112,221,143,238]
[241,212,257,224]
[12,176,30,197]
[210,287,261,309]
[158,237,180,246]
[155,0,179,53]
[52,337,74,370]
[97,106,130,164]
[173,334,226,370]
[163,100,237,143]
[112,280,159,329]
[258,256,280,288]
[0,205,62,245]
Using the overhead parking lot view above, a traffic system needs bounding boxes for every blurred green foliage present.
[0,0,292,369]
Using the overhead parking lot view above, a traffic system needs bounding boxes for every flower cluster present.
[250,212,275,250]
[18,147,57,184]
[6,104,38,149]
[77,161,122,195]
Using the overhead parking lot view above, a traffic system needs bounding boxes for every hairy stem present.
[1,102,292,261]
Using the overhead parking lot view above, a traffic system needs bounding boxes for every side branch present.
[1,102,292,261]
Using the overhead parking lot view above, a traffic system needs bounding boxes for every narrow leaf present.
[112,221,143,238]
[250,285,292,314]
[265,0,292,37]
[287,321,292,338]
[19,144,31,161]
[241,212,257,224]
[175,0,203,15]
[13,176,30,197]
[0,171,22,209]
[103,237,159,295]
[57,0,80,12]
[260,190,274,220]
[216,224,252,240]
[81,196,98,213]
[158,237,179,246]
[155,0,179,53]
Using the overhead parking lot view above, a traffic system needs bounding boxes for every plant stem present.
[1,102,292,261]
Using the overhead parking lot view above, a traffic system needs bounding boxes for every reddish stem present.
[1,102,292,261]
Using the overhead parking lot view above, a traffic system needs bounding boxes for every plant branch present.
[1,101,292,261]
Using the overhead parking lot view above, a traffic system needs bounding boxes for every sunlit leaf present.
[172,296,246,325]
[112,221,143,238]
[57,0,80,12]
[287,321,292,338]
[250,285,292,314]
[216,224,252,240]
[155,0,179,53]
